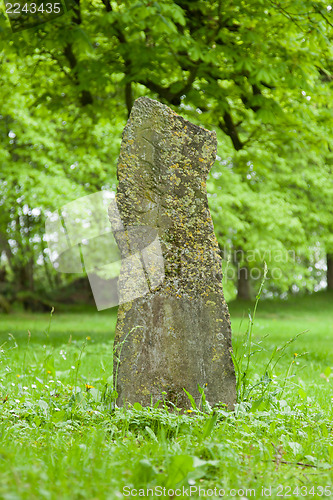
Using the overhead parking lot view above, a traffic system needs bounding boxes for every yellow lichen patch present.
[122,301,133,313]
[140,386,151,396]
[212,353,222,362]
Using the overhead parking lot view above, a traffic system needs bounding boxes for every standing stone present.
[109,97,236,410]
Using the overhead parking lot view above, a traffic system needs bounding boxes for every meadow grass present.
[0,292,332,499]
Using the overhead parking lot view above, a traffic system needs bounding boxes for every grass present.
[0,292,332,499]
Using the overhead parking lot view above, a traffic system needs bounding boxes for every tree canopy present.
[0,0,332,307]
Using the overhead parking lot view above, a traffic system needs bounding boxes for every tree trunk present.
[327,254,333,290]
[237,266,251,300]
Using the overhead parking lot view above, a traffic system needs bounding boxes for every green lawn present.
[0,292,332,499]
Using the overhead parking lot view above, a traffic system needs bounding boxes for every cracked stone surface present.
[109,96,236,410]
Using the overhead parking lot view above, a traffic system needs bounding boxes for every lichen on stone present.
[110,97,236,410]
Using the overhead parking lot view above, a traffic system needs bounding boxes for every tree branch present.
[63,0,93,106]
[219,112,244,151]
[63,43,93,106]
[100,0,133,114]
[138,65,199,106]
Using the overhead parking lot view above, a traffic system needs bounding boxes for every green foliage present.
[0,0,332,300]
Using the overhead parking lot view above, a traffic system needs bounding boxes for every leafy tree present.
[0,0,332,303]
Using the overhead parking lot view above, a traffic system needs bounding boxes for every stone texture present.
[109,96,236,410]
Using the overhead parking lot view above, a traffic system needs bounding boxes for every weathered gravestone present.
[109,97,236,410]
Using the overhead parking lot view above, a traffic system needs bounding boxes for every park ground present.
[0,291,332,499]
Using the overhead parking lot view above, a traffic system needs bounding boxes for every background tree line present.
[0,0,332,310]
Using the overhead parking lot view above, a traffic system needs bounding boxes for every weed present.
[232,265,310,412]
